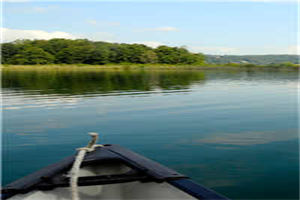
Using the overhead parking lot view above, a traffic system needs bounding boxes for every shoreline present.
[1,63,299,71]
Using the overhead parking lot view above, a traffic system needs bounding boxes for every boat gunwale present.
[1,144,230,200]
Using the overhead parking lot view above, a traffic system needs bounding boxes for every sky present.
[1,0,298,55]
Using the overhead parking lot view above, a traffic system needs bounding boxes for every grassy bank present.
[1,63,299,72]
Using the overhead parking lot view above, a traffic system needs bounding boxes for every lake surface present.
[2,68,299,199]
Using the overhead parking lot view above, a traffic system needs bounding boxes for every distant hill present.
[205,55,299,65]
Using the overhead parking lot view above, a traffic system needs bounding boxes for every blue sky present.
[2,0,298,55]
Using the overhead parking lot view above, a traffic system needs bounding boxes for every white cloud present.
[139,26,179,32]
[2,28,297,55]
[1,28,117,43]
[134,41,164,48]
[188,45,300,55]
[107,22,121,26]
[31,6,47,13]
[83,32,116,42]
[0,27,159,47]
[154,27,178,32]
[3,5,59,14]
[1,28,79,42]
[189,46,240,55]
[287,45,300,55]
[86,20,98,26]
[30,6,58,13]
[86,19,120,27]
[245,46,300,55]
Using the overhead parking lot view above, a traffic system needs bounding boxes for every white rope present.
[70,132,103,200]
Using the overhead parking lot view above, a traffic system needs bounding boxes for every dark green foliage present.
[155,46,180,64]
[1,39,204,65]
[1,43,18,63]
[140,50,158,63]
[87,46,110,65]
[155,46,205,64]
[8,46,54,64]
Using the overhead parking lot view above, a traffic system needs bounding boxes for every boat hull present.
[2,144,229,200]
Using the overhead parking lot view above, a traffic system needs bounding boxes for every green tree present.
[155,46,177,64]
[55,40,94,64]
[1,43,18,64]
[155,46,201,64]
[87,46,110,64]
[37,39,71,56]
[140,50,158,63]
[55,48,74,64]
[1,38,206,65]
[9,46,54,64]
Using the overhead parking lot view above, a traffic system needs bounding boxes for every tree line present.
[1,39,205,65]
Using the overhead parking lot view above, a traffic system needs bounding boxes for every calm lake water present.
[2,68,299,199]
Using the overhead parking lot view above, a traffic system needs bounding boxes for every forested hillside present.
[1,39,205,65]
[2,39,298,66]
[206,55,299,65]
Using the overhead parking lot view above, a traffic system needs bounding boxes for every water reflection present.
[196,129,298,146]
[2,70,206,95]
[2,68,298,199]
